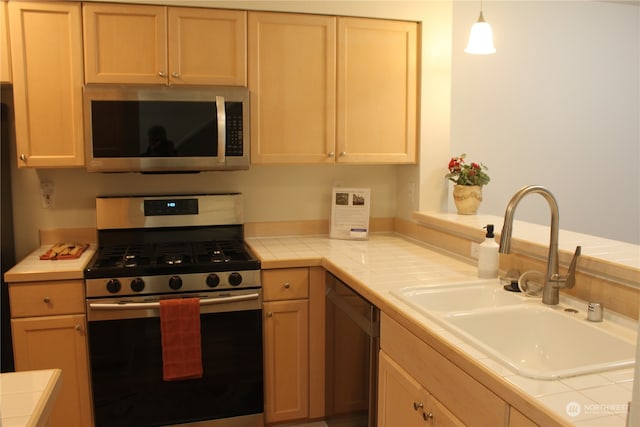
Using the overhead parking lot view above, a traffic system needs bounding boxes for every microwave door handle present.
[216,96,226,164]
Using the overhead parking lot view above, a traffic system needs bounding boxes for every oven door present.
[86,290,263,427]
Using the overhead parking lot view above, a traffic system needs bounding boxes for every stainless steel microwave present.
[83,85,250,173]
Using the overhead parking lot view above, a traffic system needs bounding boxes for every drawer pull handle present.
[283,283,290,289]
[423,411,433,421]
[74,324,81,331]
[413,402,424,411]
[43,297,51,304]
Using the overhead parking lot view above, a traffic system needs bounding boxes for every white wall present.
[449,0,640,244]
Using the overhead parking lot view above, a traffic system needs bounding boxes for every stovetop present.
[84,240,260,279]
[85,194,262,297]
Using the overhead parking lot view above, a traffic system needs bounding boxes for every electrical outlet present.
[40,182,54,208]
[470,242,480,259]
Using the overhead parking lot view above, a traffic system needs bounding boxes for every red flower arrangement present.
[445,153,490,186]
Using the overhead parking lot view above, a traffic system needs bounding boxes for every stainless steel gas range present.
[84,193,264,427]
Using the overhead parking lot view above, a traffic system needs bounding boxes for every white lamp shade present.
[465,18,496,55]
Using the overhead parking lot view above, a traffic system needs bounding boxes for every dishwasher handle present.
[326,287,379,337]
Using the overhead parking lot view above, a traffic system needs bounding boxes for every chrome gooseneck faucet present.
[498,185,582,305]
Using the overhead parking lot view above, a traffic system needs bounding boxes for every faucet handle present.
[563,245,582,289]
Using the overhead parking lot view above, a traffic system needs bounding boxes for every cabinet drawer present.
[263,268,309,301]
[9,280,85,317]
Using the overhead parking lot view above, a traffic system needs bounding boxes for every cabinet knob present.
[43,296,51,304]
[283,283,290,289]
[327,152,335,157]
[19,154,27,162]
[74,324,82,331]
[267,312,273,318]
[413,401,424,411]
[423,411,433,421]
[339,151,347,157]
[158,71,166,77]
[171,72,180,78]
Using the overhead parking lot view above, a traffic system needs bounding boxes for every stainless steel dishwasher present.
[325,273,380,427]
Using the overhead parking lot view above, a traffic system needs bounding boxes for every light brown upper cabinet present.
[337,17,418,164]
[1,0,11,83]
[249,12,337,164]
[9,1,85,168]
[249,13,418,164]
[83,3,247,86]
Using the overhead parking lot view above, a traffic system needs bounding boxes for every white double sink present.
[392,280,637,380]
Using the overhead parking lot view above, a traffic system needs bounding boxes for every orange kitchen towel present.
[159,298,203,381]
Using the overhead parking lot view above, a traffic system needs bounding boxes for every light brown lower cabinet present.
[264,298,310,422]
[262,267,325,424]
[380,313,510,426]
[11,314,93,427]
[509,407,539,427]
[378,350,464,427]
[9,280,94,427]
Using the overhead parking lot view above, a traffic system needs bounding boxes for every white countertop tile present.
[0,369,61,427]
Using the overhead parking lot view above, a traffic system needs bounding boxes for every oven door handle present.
[89,293,260,310]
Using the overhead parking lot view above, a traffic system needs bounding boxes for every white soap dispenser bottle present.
[478,224,499,278]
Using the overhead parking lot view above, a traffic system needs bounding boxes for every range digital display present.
[143,199,199,216]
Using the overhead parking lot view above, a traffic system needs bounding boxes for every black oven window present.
[88,309,263,427]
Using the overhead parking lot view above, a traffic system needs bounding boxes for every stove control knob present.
[106,279,121,294]
[228,272,242,287]
[169,275,183,290]
[130,278,145,292]
[206,273,220,288]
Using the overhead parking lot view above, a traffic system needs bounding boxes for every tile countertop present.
[0,369,62,427]
[4,244,97,283]
[246,233,637,427]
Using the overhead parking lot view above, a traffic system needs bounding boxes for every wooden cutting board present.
[39,242,89,260]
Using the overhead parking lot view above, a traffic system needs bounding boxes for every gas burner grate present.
[154,242,193,265]
[93,244,152,268]
[193,241,250,264]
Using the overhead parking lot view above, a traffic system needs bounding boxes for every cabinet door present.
[168,8,246,86]
[378,351,427,427]
[1,0,11,83]
[432,399,466,427]
[249,12,336,164]
[9,1,84,167]
[83,3,166,84]
[263,299,309,423]
[509,407,539,427]
[337,17,417,164]
[12,314,93,427]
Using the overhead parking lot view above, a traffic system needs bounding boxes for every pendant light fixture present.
[465,0,496,55]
